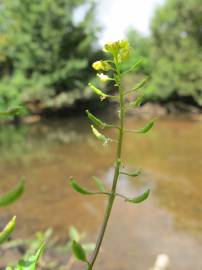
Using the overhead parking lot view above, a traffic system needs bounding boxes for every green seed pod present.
[135,120,155,134]
[0,179,25,207]
[88,83,109,100]
[126,189,150,204]
[91,125,110,145]
[72,240,87,262]
[0,216,16,244]
[129,96,144,108]
[121,169,141,177]
[132,77,148,91]
[70,178,93,195]
[86,110,112,129]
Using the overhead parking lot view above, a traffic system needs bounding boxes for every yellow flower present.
[97,73,110,82]
[118,40,130,61]
[103,41,119,54]
[92,60,112,71]
[103,40,130,62]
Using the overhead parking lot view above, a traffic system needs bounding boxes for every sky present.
[97,0,164,45]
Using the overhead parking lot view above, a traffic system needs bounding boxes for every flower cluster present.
[103,40,130,62]
[92,40,131,83]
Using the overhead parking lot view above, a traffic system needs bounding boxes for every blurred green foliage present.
[0,0,99,112]
[126,29,151,76]
[146,0,202,105]
[0,0,201,113]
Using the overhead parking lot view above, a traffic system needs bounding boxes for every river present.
[0,115,202,269]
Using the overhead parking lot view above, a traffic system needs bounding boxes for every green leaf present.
[88,83,109,100]
[91,125,110,145]
[135,119,155,134]
[16,242,45,269]
[0,107,22,117]
[0,216,16,245]
[92,176,105,192]
[126,189,150,204]
[70,178,93,195]
[121,169,141,177]
[132,77,148,91]
[69,226,80,242]
[0,179,25,207]
[86,110,112,129]
[72,240,87,262]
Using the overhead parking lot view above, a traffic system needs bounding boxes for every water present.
[0,115,202,269]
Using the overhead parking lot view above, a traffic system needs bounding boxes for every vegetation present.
[0,0,99,112]
[70,40,153,269]
[0,108,24,247]
[0,0,201,115]
[142,0,202,105]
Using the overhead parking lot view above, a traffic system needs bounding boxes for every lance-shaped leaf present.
[91,125,110,145]
[0,107,22,117]
[92,176,105,192]
[132,77,148,91]
[0,216,16,245]
[70,178,94,195]
[88,83,109,100]
[72,240,87,262]
[0,179,25,207]
[135,119,155,134]
[121,169,141,177]
[86,110,112,129]
[126,189,150,204]
[16,241,45,269]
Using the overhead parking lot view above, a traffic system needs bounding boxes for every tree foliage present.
[126,29,151,75]
[146,0,202,105]
[0,0,98,111]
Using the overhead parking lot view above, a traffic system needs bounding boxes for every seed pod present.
[135,120,155,134]
[132,77,148,91]
[91,125,110,145]
[0,216,16,244]
[70,178,93,195]
[121,169,141,177]
[88,83,109,100]
[126,189,150,204]
[129,96,144,108]
[0,179,25,207]
[72,240,87,262]
[86,110,112,129]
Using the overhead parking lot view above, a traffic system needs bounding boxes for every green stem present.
[87,61,125,270]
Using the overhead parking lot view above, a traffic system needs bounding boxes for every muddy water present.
[0,115,202,269]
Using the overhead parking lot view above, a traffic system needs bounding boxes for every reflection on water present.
[0,115,202,269]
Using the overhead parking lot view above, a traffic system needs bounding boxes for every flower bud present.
[103,40,131,62]
[97,73,110,82]
[92,60,112,71]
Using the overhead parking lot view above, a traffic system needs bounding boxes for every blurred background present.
[0,0,202,269]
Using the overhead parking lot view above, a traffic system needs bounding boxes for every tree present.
[146,0,202,105]
[126,29,151,75]
[0,0,99,112]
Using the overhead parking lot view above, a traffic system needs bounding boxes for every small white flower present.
[97,73,110,82]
